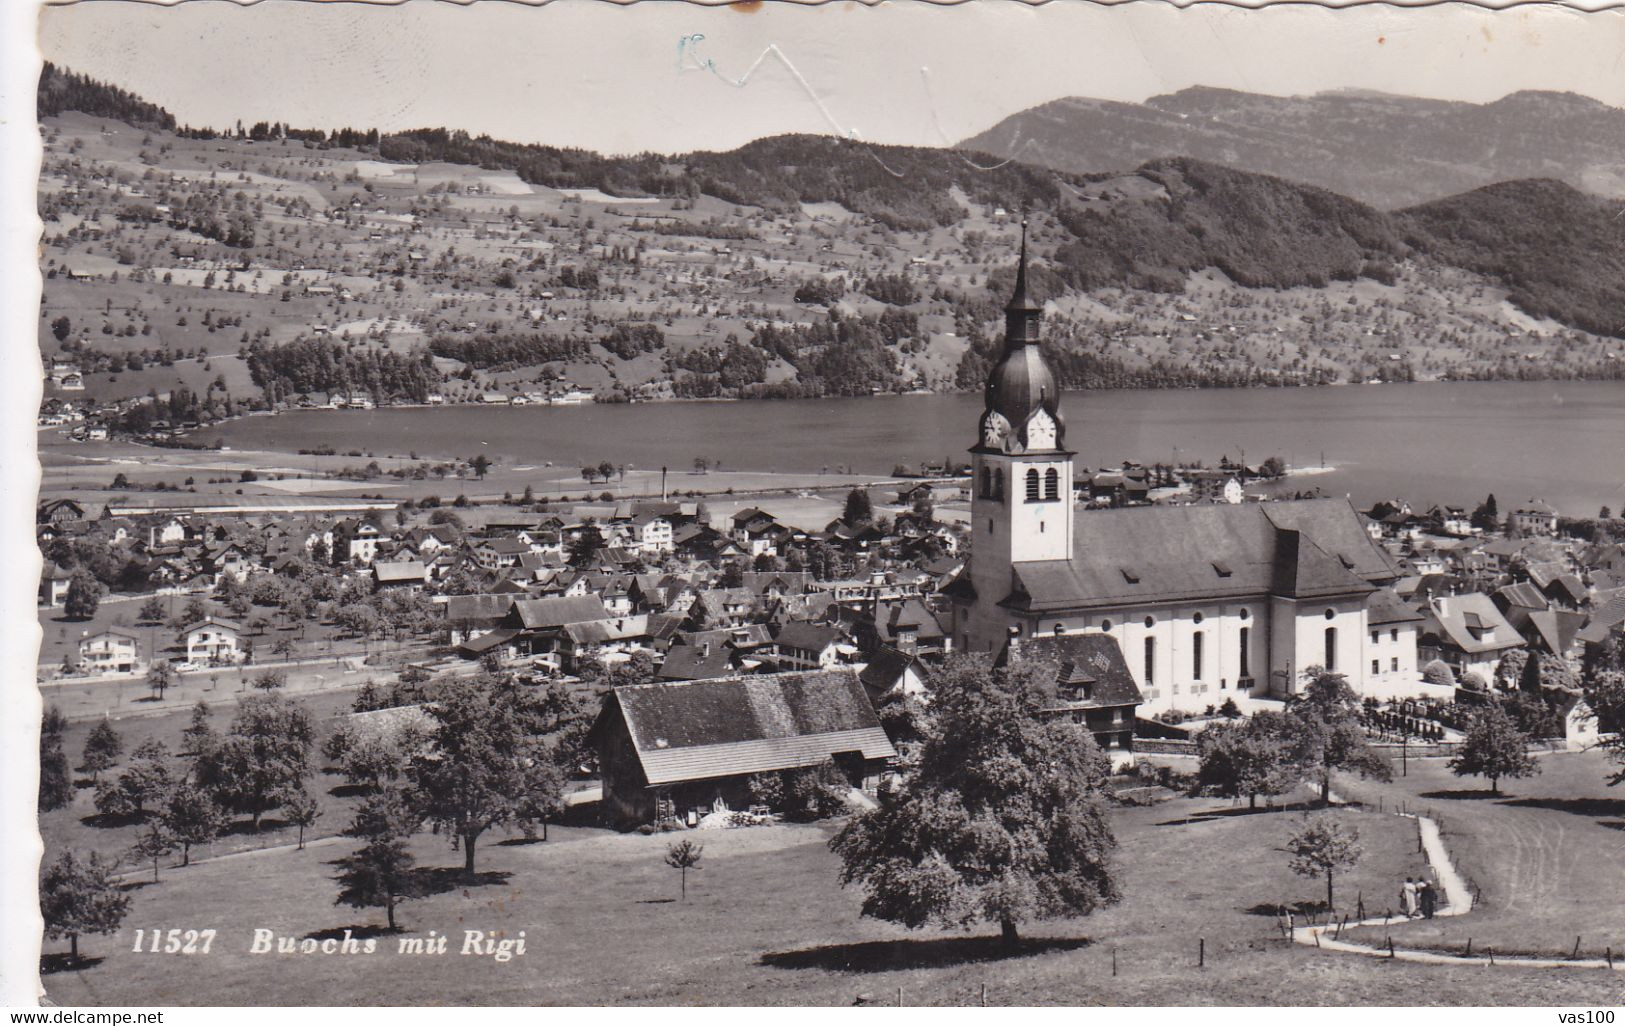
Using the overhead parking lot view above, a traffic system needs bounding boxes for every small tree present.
[1285,813,1362,910]
[137,596,167,623]
[471,453,492,480]
[40,850,131,963]
[1584,670,1625,786]
[129,819,176,882]
[162,780,226,866]
[280,784,322,850]
[1197,712,1302,809]
[665,839,703,901]
[39,706,73,813]
[64,571,103,620]
[147,660,174,701]
[334,788,422,931]
[82,720,124,783]
[1449,703,1539,795]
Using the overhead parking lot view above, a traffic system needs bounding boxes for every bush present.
[780,760,849,822]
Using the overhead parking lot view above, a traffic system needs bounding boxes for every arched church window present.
[1044,467,1059,500]
[981,465,993,499]
[1324,626,1338,671]
[1025,469,1040,503]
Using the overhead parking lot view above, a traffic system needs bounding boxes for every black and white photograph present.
[5,0,1625,1010]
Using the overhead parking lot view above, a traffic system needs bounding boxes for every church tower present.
[956,223,1075,653]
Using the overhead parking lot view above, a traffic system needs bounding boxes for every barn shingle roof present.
[601,670,895,786]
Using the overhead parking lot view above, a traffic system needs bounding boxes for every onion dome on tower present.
[975,221,1067,455]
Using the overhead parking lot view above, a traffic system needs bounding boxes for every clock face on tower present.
[982,413,1010,449]
[1027,409,1056,451]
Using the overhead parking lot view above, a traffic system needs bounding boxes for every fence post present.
[1387,935,1395,958]
[1199,937,1205,967]
[1607,946,1613,969]
[1573,937,1582,961]
[1112,947,1117,976]
[980,983,986,1007]
[1465,938,1472,959]
[1488,946,1495,966]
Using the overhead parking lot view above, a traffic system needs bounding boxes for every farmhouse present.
[590,670,897,828]
[947,228,1420,714]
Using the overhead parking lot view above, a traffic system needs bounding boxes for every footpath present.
[1293,808,1624,972]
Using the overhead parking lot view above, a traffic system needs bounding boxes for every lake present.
[201,381,1625,517]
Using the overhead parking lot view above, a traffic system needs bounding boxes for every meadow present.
[36,781,1625,1006]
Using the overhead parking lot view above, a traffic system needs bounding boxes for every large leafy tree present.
[1449,703,1539,795]
[1196,711,1303,809]
[40,850,131,963]
[197,692,314,830]
[830,655,1119,946]
[162,780,226,865]
[38,707,73,813]
[409,680,562,876]
[64,570,103,620]
[1288,669,1392,802]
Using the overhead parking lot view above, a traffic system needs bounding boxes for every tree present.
[843,487,874,526]
[831,656,1118,946]
[334,788,423,931]
[1196,711,1302,809]
[1422,660,1456,689]
[40,850,131,963]
[1471,494,1500,531]
[39,706,73,813]
[664,839,703,901]
[179,700,218,761]
[566,526,604,568]
[94,739,171,821]
[471,453,492,480]
[1287,669,1392,802]
[197,692,315,830]
[1494,649,1530,692]
[52,315,71,341]
[1584,670,1625,786]
[1449,703,1539,795]
[137,596,167,623]
[251,670,287,691]
[162,780,226,865]
[64,570,103,620]
[1285,813,1362,910]
[129,819,176,882]
[409,681,555,876]
[146,660,174,701]
[279,784,322,850]
[82,720,124,783]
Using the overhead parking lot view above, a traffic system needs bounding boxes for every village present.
[22,48,1625,1012]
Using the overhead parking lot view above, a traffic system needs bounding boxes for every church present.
[946,228,1424,715]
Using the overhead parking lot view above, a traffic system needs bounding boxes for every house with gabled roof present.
[1418,592,1524,686]
[589,670,897,827]
[998,632,1142,761]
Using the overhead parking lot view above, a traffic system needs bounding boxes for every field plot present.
[1341,750,1625,961]
[36,790,1625,1006]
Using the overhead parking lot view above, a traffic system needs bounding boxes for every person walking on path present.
[1419,880,1436,919]
[1402,877,1419,918]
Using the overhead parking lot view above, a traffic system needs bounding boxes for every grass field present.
[35,784,1625,1006]
[1340,750,1625,961]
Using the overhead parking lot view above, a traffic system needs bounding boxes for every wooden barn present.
[589,669,897,828]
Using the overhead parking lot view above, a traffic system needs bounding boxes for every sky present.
[35,0,1625,157]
